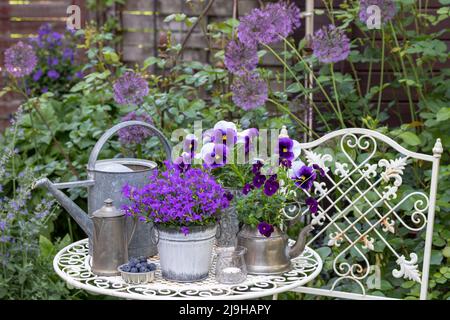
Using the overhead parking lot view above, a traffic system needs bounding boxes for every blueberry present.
[136,263,142,269]
[147,263,156,271]
[121,265,131,272]
[130,267,138,273]
[139,266,147,273]
[138,256,147,263]
[140,262,148,269]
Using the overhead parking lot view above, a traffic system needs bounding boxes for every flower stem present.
[376,28,386,119]
[329,64,346,128]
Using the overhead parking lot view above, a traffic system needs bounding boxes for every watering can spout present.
[288,224,314,259]
[34,178,94,239]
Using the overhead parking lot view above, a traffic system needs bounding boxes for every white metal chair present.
[291,128,443,300]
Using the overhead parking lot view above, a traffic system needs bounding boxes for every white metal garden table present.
[53,238,323,300]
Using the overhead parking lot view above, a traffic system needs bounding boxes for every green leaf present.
[315,247,332,261]
[286,83,302,93]
[39,235,54,259]
[431,250,443,265]
[436,107,450,122]
[439,0,450,5]
[398,131,421,146]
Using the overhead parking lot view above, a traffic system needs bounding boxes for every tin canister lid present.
[92,199,124,218]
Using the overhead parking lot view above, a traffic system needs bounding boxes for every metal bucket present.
[156,225,217,282]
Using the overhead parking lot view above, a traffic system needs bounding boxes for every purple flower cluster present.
[231,73,268,110]
[359,0,396,25]
[118,111,154,145]
[121,163,230,234]
[312,25,351,64]
[237,1,301,47]
[4,41,37,78]
[243,161,280,197]
[113,71,149,105]
[224,40,258,76]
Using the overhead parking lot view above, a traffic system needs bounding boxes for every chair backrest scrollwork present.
[293,128,443,300]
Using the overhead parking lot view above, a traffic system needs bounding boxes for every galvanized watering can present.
[34,121,172,258]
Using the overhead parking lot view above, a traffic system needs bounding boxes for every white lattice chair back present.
[291,128,443,300]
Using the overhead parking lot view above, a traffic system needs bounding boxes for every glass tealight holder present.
[215,246,247,284]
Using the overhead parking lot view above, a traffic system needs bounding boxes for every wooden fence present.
[0,0,448,131]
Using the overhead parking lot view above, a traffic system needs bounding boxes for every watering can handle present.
[88,120,172,171]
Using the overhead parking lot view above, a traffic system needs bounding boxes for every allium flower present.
[231,73,268,110]
[258,221,274,237]
[264,178,279,196]
[4,41,37,78]
[359,0,396,25]
[118,111,154,145]
[312,25,351,64]
[253,174,266,188]
[242,183,254,195]
[201,143,228,169]
[224,40,258,75]
[113,71,149,105]
[306,197,318,214]
[292,165,316,190]
[237,2,301,47]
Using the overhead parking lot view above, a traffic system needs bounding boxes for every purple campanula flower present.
[306,197,319,214]
[47,70,59,80]
[224,39,258,75]
[359,0,396,25]
[118,111,154,145]
[180,226,190,236]
[4,41,37,78]
[62,48,74,61]
[201,143,228,168]
[33,69,43,82]
[0,220,6,231]
[253,174,266,188]
[312,25,351,64]
[113,71,149,105]
[257,221,274,237]
[75,71,83,79]
[231,73,268,110]
[242,183,254,195]
[263,178,279,196]
[292,165,316,190]
[38,23,52,37]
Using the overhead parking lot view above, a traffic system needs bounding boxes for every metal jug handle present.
[87,120,173,173]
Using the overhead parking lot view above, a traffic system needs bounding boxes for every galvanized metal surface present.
[156,226,217,282]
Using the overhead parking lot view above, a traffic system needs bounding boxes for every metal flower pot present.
[156,225,217,282]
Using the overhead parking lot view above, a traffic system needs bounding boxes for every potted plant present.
[234,128,324,274]
[121,162,230,282]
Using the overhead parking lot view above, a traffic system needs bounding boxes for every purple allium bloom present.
[359,0,396,25]
[252,160,264,175]
[237,2,301,47]
[313,164,325,177]
[253,174,266,188]
[33,69,43,82]
[118,111,154,145]
[47,70,60,80]
[263,178,279,196]
[242,183,254,195]
[224,39,258,75]
[4,41,37,78]
[202,143,228,169]
[257,221,274,237]
[312,25,351,64]
[292,165,316,190]
[306,197,319,214]
[180,226,190,236]
[278,137,294,161]
[113,71,149,105]
[231,73,268,110]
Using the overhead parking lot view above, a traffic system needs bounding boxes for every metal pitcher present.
[237,224,314,274]
[34,121,172,258]
[91,199,134,276]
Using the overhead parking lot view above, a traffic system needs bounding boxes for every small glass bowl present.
[215,246,248,284]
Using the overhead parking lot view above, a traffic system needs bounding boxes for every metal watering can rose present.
[34,120,172,257]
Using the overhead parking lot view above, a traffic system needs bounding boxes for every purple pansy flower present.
[257,221,274,237]
[224,191,234,202]
[174,152,192,173]
[201,143,228,169]
[253,174,266,188]
[183,133,198,156]
[312,24,351,64]
[224,39,258,75]
[280,158,292,168]
[252,160,264,175]
[292,165,317,190]
[113,71,149,105]
[313,164,325,177]
[306,197,319,214]
[237,128,259,154]
[118,111,154,145]
[359,0,396,25]
[4,41,37,78]
[278,137,295,161]
[242,183,254,195]
[263,178,279,196]
[231,73,268,110]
